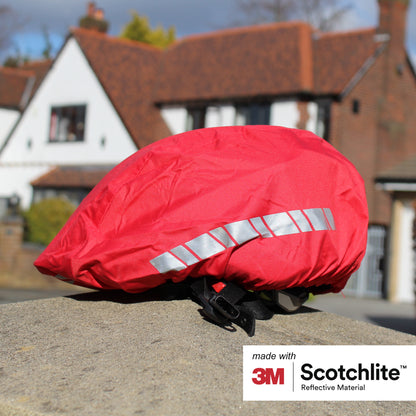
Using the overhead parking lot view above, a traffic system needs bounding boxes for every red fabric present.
[34,126,368,294]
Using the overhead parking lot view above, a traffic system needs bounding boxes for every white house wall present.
[0,38,137,207]
[306,102,318,134]
[160,106,187,135]
[270,101,299,128]
[391,200,415,303]
[0,109,19,149]
[0,164,50,204]
[205,105,236,128]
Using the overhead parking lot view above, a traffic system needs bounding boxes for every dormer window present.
[49,105,87,142]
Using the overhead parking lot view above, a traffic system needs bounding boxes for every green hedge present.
[24,198,76,246]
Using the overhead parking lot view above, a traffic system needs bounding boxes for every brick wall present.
[0,217,71,289]
[0,218,23,272]
[330,0,416,225]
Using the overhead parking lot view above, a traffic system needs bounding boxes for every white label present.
[243,345,416,401]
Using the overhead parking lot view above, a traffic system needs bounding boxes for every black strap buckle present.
[190,277,271,337]
[209,294,240,320]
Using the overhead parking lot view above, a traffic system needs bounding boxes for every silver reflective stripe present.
[171,245,199,266]
[303,208,329,231]
[149,207,336,272]
[185,233,225,259]
[263,212,300,236]
[225,220,259,244]
[209,227,236,248]
[150,252,187,273]
[323,208,336,230]
[289,210,312,232]
[250,217,273,238]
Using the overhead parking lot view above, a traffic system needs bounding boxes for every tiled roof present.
[155,23,384,103]
[313,28,380,95]
[71,28,170,149]
[376,154,416,182]
[0,67,34,109]
[31,165,114,188]
[156,22,314,103]
[22,60,53,100]
[0,60,52,109]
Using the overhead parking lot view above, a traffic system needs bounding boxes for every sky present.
[1,0,416,64]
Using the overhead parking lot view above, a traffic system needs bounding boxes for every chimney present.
[79,2,109,33]
[377,0,409,51]
[94,8,104,21]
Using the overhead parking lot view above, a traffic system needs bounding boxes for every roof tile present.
[0,60,52,109]
[156,22,315,103]
[0,67,34,109]
[31,165,114,188]
[71,28,170,149]
[155,24,383,103]
[313,28,380,95]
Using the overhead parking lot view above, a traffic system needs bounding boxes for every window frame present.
[48,104,87,143]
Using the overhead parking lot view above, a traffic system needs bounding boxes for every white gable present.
[0,37,138,207]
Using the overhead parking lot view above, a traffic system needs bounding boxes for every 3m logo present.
[252,368,285,385]
[150,207,335,273]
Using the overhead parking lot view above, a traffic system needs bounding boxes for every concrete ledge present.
[1,291,415,416]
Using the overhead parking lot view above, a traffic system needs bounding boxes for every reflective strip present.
[289,210,312,232]
[149,207,336,273]
[225,220,259,244]
[150,252,187,273]
[209,227,236,247]
[303,208,330,231]
[185,233,225,259]
[263,212,300,236]
[171,245,199,266]
[323,208,336,230]
[250,217,273,238]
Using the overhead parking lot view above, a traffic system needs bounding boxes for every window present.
[49,105,86,142]
[186,107,206,130]
[235,103,270,125]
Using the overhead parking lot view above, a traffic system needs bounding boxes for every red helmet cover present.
[34,126,368,294]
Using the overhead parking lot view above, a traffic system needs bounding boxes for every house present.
[0,28,169,207]
[155,0,416,302]
[0,0,415,302]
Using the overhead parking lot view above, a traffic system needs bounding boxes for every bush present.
[24,198,76,245]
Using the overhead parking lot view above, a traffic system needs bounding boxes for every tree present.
[232,0,352,31]
[41,26,53,59]
[120,11,175,48]
[2,45,30,67]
